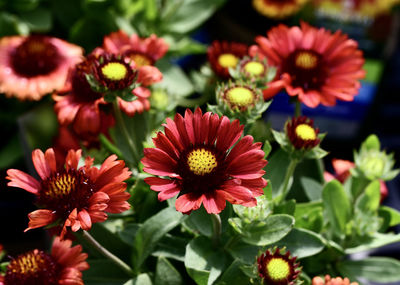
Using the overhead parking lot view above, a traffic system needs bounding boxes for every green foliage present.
[154,256,183,285]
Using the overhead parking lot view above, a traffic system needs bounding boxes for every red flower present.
[324,158,388,201]
[142,108,267,214]
[286,116,320,149]
[208,41,248,79]
[0,35,83,101]
[250,22,365,107]
[103,30,168,67]
[6,148,131,238]
[0,237,88,285]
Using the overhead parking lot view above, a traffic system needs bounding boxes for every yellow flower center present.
[11,252,46,275]
[295,51,318,69]
[218,53,239,68]
[130,53,152,67]
[266,257,290,281]
[45,173,77,199]
[295,124,316,140]
[187,148,218,176]
[243,61,265,76]
[226,87,255,107]
[101,62,128,81]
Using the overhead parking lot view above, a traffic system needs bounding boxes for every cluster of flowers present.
[0,18,376,284]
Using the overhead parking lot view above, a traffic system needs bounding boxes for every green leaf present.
[163,0,226,34]
[216,259,251,285]
[300,177,323,201]
[164,36,207,57]
[273,228,325,259]
[227,241,259,265]
[19,7,51,32]
[271,130,287,148]
[294,201,323,232]
[361,134,380,151]
[155,256,183,285]
[124,273,153,285]
[143,0,157,21]
[274,199,296,215]
[355,180,380,213]
[0,135,23,169]
[322,180,351,237]
[345,232,400,254]
[118,223,140,245]
[185,236,228,285]
[379,206,400,229]
[337,257,400,283]
[232,214,294,246]
[263,140,272,158]
[83,259,131,285]
[265,149,291,198]
[152,234,189,262]
[132,207,184,272]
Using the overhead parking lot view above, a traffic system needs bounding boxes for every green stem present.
[81,230,133,276]
[295,99,302,117]
[277,159,298,204]
[113,100,139,165]
[99,134,123,158]
[211,214,222,247]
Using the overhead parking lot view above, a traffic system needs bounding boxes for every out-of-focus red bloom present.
[324,158,388,201]
[0,237,88,285]
[250,22,365,107]
[6,148,131,238]
[208,41,248,79]
[0,35,83,101]
[142,108,267,214]
[312,274,359,285]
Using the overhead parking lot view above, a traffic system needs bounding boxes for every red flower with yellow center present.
[257,248,301,285]
[250,22,365,107]
[252,0,309,19]
[0,237,88,285]
[286,116,320,149]
[142,108,267,214]
[6,148,131,238]
[0,35,83,100]
[207,41,248,79]
[102,30,168,68]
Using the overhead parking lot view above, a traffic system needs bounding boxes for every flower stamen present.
[101,62,128,81]
[295,124,317,140]
[266,257,291,281]
[187,148,218,176]
[218,53,239,68]
[295,51,318,69]
[226,87,255,108]
[243,61,265,76]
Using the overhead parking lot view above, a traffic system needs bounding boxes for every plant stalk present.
[211,214,222,247]
[277,159,298,204]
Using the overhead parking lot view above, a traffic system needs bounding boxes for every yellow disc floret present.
[45,173,76,199]
[101,62,128,81]
[295,124,317,140]
[218,53,239,68]
[226,87,255,108]
[295,51,318,69]
[266,257,290,281]
[12,251,45,275]
[130,53,152,68]
[187,148,218,175]
[244,61,265,76]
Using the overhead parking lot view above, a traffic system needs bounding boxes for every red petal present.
[6,169,40,194]
[32,149,51,180]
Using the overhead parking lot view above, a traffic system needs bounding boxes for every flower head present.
[0,35,83,100]
[257,247,301,285]
[250,22,365,107]
[142,108,267,214]
[53,55,115,143]
[312,275,359,285]
[286,116,320,149]
[6,148,131,238]
[252,0,309,19]
[102,30,168,67]
[0,237,88,285]
[218,82,261,112]
[208,41,248,79]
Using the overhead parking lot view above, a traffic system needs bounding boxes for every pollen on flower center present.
[226,87,255,107]
[45,173,77,199]
[187,148,218,176]
[218,53,239,68]
[295,51,318,69]
[266,258,290,281]
[243,61,265,75]
[129,53,152,67]
[295,124,316,140]
[101,62,128,81]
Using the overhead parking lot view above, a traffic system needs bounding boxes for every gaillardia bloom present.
[208,41,248,79]
[142,108,267,214]
[312,275,359,285]
[53,55,115,143]
[102,30,168,67]
[250,22,365,107]
[218,82,261,112]
[257,247,301,285]
[0,35,83,100]
[252,0,309,19]
[6,148,131,238]
[0,237,88,285]
[286,116,320,149]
